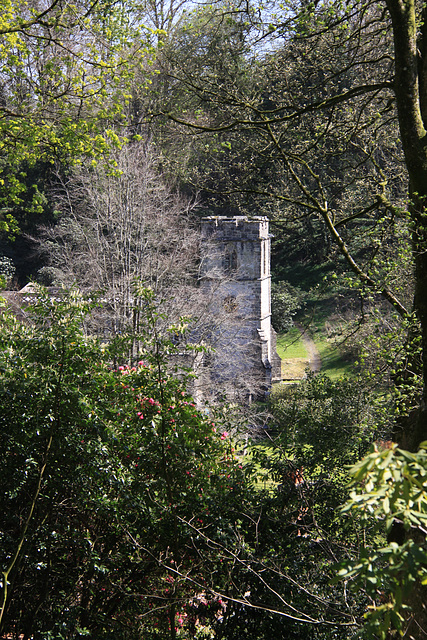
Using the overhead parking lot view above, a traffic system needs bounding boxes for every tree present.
[35,141,200,336]
[2,284,383,639]
[271,281,306,333]
[33,141,274,402]
[0,0,155,235]
[175,374,378,640]
[2,286,364,640]
[0,286,245,639]
[142,4,427,635]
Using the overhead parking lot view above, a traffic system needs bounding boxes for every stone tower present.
[200,216,281,398]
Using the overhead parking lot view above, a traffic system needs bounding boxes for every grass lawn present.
[277,325,354,380]
[277,328,309,380]
[276,327,307,359]
[316,336,354,379]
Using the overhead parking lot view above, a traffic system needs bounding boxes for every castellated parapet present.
[199,216,281,399]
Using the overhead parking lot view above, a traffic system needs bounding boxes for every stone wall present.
[199,216,281,399]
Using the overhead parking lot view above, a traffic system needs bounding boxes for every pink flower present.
[148,398,155,405]
[221,432,229,440]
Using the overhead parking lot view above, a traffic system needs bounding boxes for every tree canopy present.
[0,0,156,234]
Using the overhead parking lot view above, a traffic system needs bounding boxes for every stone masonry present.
[200,216,281,398]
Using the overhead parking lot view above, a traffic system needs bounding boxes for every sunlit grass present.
[276,327,307,359]
[316,337,354,379]
[277,325,354,380]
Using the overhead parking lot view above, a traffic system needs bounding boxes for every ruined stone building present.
[3,216,281,402]
[197,216,281,400]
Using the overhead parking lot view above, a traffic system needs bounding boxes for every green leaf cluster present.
[334,443,427,639]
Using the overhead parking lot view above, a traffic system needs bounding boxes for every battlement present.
[201,216,270,241]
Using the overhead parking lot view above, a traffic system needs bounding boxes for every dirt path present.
[295,323,322,374]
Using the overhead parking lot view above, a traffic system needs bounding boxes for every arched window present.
[223,248,238,274]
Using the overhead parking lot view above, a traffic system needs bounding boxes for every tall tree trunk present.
[386,0,427,450]
[384,2,427,636]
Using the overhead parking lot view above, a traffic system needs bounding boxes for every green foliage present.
[0,288,370,638]
[334,443,427,639]
[268,373,376,470]
[271,281,306,333]
[0,0,157,235]
[212,374,379,639]
[0,255,15,287]
[0,286,243,638]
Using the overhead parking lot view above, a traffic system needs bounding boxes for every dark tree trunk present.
[386,0,427,451]
[384,2,427,636]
